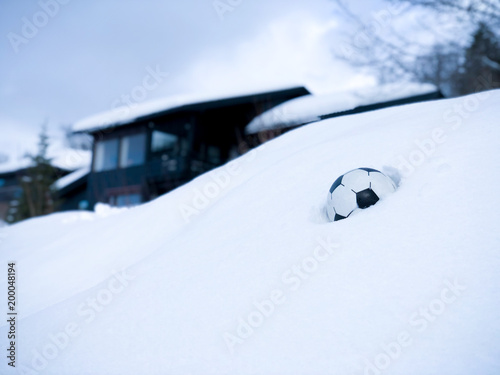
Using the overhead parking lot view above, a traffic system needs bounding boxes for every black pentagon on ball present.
[358,167,380,174]
[334,213,347,221]
[356,188,379,209]
[329,175,344,194]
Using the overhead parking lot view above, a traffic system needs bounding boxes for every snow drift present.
[1,90,500,375]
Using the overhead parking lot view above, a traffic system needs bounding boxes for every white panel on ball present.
[326,198,337,222]
[369,172,397,199]
[341,169,371,193]
[330,185,357,217]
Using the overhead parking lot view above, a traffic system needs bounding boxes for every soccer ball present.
[326,168,396,222]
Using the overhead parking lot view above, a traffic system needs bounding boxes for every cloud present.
[173,10,375,96]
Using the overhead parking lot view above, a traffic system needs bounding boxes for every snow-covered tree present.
[333,0,500,96]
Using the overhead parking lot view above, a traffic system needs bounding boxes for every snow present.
[52,166,90,191]
[246,82,438,134]
[0,158,31,175]
[1,90,500,375]
[72,85,306,134]
[0,140,91,175]
[51,148,92,173]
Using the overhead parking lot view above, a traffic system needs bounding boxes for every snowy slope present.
[1,90,500,375]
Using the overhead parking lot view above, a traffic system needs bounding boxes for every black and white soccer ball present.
[326,168,396,221]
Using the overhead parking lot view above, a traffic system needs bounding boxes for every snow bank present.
[1,90,499,375]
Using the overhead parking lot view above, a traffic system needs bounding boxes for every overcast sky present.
[0,0,403,159]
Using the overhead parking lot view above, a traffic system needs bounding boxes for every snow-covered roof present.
[0,158,31,175]
[0,147,91,175]
[53,166,90,191]
[73,85,307,134]
[245,83,438,134]
[73,95,198,134]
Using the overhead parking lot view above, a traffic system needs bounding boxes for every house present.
[0,164,73,222]
[71,83,445,210]
[53,167,90,212]
[0,145,91,222]
[245,83,444,145]
[73,86,311,207]
[0,168,24,222]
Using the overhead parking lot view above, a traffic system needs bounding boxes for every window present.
[180,138,189,156]
[0,179,5,188]
[94,134,146,171]
[110,193,142,207]
[151,130,179,153]
[78,200,89,210]
[207,146,221,164]
[94,139,119,172]
[120,133,146,168]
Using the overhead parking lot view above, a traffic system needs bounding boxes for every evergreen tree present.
[11,126,59,222]
[455,23,500,94]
